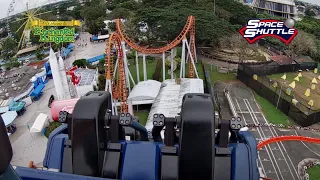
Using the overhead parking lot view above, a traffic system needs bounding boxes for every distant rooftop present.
[73,68,97,86]
[270,55,296,65]
[293,56,315,63]
[16,46,38,56]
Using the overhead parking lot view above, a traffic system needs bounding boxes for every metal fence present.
[238,65,320,127]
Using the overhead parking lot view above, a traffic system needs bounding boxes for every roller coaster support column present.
[162,52,166,81]
[135,51,140,82]
[171,49,174,79]
[121,41,136,93]
[143,54,147,81]
[113,58,119,80]
[184,38,199,78]
[185,40,191,64]
[193,42,198,63]
[180,39,186,78]
[105,79,117,115]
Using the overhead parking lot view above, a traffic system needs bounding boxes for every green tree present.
[81,0,107,34]
[30,31,40,44]
[216,0,257,25]
[98,74,106,90]
[2,37,17,60]
[305,7,317,17]
[73,59,88,67]
[287,30,317,57]
[36,49,45,60]
[108,22,116,32]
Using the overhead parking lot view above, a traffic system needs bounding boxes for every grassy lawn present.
[127,59,157,83]
[254,92,293,125]
[134,111,149,126]
[308,165,320,180]
[208,70,237,83]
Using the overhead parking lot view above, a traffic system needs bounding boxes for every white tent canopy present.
[2,111,17,127]
[145,78,204,133]
[30,113,48,133]
[128,80,161,105]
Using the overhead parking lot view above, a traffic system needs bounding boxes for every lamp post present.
[276,81,286,109]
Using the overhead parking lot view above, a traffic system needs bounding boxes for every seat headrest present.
[0,116,13,175]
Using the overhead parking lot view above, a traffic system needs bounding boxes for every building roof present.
[16,46,38,56]
[145,78,204,133]
[270,55,296,65]
[74,68,97,86]
[293,56,315,64]
[128,80,161,103]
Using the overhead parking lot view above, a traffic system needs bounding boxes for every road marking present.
[294,130,320,157]
[251,98,300,180]
[234,98,267,177]
[267,170,277,173]
[244,99,282,180]
[237,111,261,114]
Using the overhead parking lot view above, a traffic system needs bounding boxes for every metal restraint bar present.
[102,115,122,179]
[214,119,232,180]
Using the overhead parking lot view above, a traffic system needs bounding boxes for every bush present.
[176,47,182,58]
[11,61,20,68]
[146,56,156,63]
[73,59,88,68]
[127,51,135,60]
[165,58,181,70]
[98,75,106,90]
[45,121,62,138]
[98,59,105,74]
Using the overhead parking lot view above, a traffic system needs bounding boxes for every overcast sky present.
[0,0,319,19]
[302,0,320,6]
[0,0,62,19]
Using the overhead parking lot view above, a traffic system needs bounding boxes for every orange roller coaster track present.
[116,15,196,78]
[105,33,128,113]
[257,136,320,150]
[105,16,197,113]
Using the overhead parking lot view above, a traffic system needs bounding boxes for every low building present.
[269,55,298,72]
[73,68,98,97]
[128,80,162,106]
[241,0,297,18]
[16,46,38,57]
[293,56,318,71]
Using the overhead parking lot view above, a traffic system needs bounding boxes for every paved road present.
[64,32,106,69]
[227,82,320,180]
[198,54,238,70]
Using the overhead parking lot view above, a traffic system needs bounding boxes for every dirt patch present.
[269,71,320,111]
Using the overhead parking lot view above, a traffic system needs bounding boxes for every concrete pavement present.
[64,32,107,69]
[229,82,320,180]
[9,80,56,167]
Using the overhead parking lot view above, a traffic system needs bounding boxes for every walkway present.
[64,32,107,69]
[9,80,56,167]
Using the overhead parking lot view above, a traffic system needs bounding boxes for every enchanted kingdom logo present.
[239,19,298,44]
[32,20,81,44]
